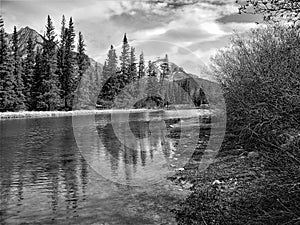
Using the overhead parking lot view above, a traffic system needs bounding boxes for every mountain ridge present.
[7,26,102,69]
[7,26,219,107]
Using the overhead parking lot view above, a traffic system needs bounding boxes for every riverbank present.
[170,131,300,225]
[0,108,212,120]
[0,109,160,120]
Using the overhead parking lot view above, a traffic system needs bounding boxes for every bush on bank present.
[174,26,300,224]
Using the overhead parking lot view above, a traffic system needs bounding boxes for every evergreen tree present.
[77,31,88,85]
[160,54,170,106]
[31,47,43,110]
[61,17,76,110]
[106,45,118,80]
[38,15,61,111]
[23,35,35,110]
[138,52,145,79]
[119,33,130,85]
[146,60,159,99]
[57,15,66,95]
[135,51,146,100]
[160,54,170,81]
[12,26,25,110]
[60,15,67,45]
[129,47,137,82]
[102,60,109,84]
[73,31,90,109]
[98,45,118,107]
[0,16,16,111]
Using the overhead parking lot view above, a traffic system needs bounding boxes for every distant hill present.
[6,26,222,109]
[6,26,103,110]
[7,26,43,56]
[7,26,102,71]
[151,57,221,108]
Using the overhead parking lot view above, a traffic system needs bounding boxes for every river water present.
[0,111,205,224]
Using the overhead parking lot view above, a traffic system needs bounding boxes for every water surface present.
[0,111,202,224]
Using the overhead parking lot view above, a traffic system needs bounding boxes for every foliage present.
[37,15,61,111]
[77,31,88,83]
[119,33,131,85]
[237,0,300,27]
[174,150,300,225]
[138,52,146,79]
[0,15,208,112]
[12,26,26,110]
[61,17,76,110]
[98,45,119,106]
[23,35,35,110]
[31,47,43,110]
[0,16,17,112]
[212,26,300,150]
[174,25,300,225]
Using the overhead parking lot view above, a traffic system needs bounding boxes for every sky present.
[1,0,261,80]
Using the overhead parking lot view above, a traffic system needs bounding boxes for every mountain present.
[7,26,43,56]
[151,58,205,81]
[7,26,221,109]
[7,26,102,70]
[6,26,103,110]
[150,57,222,108]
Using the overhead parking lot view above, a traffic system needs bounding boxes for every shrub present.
[174,26,300,225]
[212,26,300,151]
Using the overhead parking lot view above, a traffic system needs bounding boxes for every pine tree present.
[160,54,170,81]
[102,60,109,84]
[12,26,25,110]
[107,45,118,80]
[160,54,170,106]
[129,47,137,82]
[135,51,146,100]
[0,16,16,112]
[98,45,118,107]
[146,60,159,100]
[57,15,66,95]
[39,15,61,111]
[73,31,91,109]
[119,33,130,85]
[138,52,145,79]
[23,35,35,110]
[61,17,76,110]
[77,31,88,85]
[31,47,43,110]
[60,15,67,45]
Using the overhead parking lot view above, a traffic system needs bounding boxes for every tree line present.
[0,15,90,112]
[0,14,206,112]
[98,34,204,109]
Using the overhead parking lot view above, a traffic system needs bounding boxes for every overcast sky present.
[1,0,261,80]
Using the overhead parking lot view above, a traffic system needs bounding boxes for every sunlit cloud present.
[1,0,259,80]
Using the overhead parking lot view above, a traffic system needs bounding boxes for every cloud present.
[217,13,263,24]
[1,0,258,80]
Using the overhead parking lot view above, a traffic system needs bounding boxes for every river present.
[0,111,207,224]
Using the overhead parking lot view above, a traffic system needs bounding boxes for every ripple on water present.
[0,113,200,224]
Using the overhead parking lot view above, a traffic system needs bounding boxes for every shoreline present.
[0,109,158,120]
[0,108,212,121]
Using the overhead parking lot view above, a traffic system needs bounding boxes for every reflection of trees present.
[98,120,152,176]
[0,117,89,222]
[80,157,88,197]
[57,119,82,216]
[0,131,14,220]
[98,124,122,175]
[97,118,178,179]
